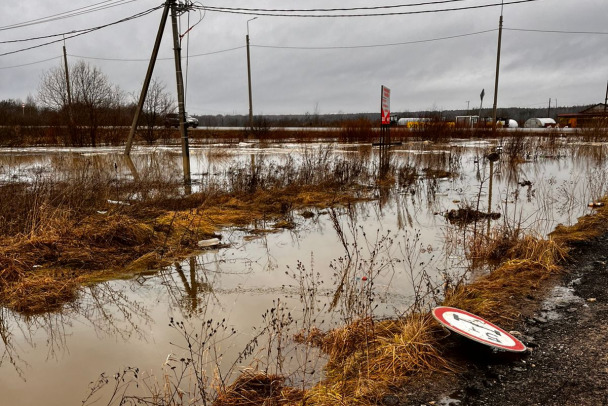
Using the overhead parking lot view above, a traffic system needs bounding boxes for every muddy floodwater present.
[1,136,606,405]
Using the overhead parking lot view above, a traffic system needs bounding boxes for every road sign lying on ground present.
[432,306,526,352]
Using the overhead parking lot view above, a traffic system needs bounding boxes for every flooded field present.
[1,135,607,405]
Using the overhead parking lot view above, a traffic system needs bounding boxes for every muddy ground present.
[397,232,608,406]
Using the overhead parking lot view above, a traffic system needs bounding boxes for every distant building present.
[557,104,608,128]
[524,118,556,128]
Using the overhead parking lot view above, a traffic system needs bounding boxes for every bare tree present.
[37,65,69,112]
[132,77,174,144]
[37,61,122,146]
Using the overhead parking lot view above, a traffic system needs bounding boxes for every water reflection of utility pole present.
[487,159,494,236]
[122,155,140,182]
[174,258,200,313]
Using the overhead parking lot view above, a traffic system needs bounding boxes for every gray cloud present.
[1,0,607,116]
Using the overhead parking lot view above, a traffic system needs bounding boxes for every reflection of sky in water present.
[1,138,607,405]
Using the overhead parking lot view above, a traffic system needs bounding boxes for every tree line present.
[0,59,596,146]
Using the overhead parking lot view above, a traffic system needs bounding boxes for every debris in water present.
[445,208,501,225]
[107,199,130,206]
[198,238,221,248]
[588,202,604,208]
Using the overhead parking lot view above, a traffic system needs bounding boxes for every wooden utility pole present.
[491,3,504,133]
[605,80,607,113]
[171,1,191,186]
[548,98,551,118]
[125,1,172,155]
[246,17,257,131]
[62,41,73,123]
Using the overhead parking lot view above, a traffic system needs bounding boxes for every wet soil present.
[398,232,608,406]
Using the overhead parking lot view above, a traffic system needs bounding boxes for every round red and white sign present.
[432,306,526,352]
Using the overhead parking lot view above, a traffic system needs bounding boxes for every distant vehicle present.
[164,113,198,128]
[396,117,431,128]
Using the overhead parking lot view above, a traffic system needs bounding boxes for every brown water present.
[0,137,605,405]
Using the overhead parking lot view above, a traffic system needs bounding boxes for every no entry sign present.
[432,306,526,352]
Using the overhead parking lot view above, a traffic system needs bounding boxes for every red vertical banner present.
[381,85,391,125]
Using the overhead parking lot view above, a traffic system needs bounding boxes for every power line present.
[8,21,605,68]
[201,0,472,12]
[0,0,144,32]
[505,27,608,35]
[67,45,246,62]
[0,56,62,70]
[254,29,497,50]
[195,0,542,17]
[0,6,162,58]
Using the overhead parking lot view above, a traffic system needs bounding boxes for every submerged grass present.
[0,147,375,314]
[211,199,608,406]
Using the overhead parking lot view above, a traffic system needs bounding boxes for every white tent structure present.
[524,118,556,128]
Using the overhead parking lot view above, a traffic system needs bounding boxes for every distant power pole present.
[246,17,257,131]
[466,100,470,111]
[479,88,485,126]
[491,1,504,132]
[548,98,551,118]
[605,80,607,113]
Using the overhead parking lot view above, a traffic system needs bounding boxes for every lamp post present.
[246,17,257,131]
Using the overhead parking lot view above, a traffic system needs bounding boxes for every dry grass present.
[214,370,305,406]
[0,182,369,314]
[549,197,608,246]
[302,314,456,405]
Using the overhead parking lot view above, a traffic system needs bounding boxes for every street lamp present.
[246,17,257,131]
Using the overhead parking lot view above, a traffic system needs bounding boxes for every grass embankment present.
[214,199,608,406]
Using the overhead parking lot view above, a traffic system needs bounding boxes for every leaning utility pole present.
[62,40,73,123]
[124,0,191,187]
[170,1,191,185]
[491,1,504,132]
[125,1,172,155]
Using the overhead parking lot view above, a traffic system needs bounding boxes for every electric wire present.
[505,27,608,35]
[0,56,62,70]
[254,28,497,50]
[0,0,144,32]
[201,0,472,12]
[2,20,605,68]
[0,6,163,58]
[195,0,542,17]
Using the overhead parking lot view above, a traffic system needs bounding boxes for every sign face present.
[432,306,526,352]
[381,85,391,125]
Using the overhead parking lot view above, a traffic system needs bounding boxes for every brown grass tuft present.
[213,370,305,406]
[305,314,455,405]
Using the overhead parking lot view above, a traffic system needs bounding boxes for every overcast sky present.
[1,0,607,116]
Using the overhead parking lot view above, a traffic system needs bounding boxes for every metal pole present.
[125,2,171,155]
[491,11,503,133]
[246,17,257,131]
[171,1,191,186]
